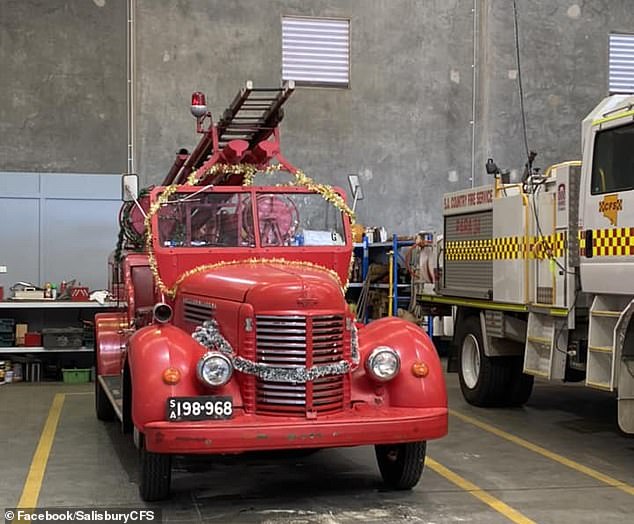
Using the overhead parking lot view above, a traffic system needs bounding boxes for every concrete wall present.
[0,0,127,173]
[475,0,634,185]
[135,0,475,232]
[2,0,634,234]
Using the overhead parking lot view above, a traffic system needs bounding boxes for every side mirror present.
[347,174,364,201]
[121,173,139,202]
[347,174,364,214]
[485,158,500,175]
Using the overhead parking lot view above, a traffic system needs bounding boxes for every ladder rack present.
[216,81,295,149]
[165,80,296,186]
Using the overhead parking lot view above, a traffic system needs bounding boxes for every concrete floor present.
[1,372,633,523]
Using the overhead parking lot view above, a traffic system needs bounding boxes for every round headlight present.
[366,346,401,382]
[197,352,233,387]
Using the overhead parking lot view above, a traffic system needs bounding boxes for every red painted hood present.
[177,262,346,311]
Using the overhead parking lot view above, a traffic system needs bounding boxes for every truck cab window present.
[158,192,254,248]
[591,122,634,195]
[254,192,346,247]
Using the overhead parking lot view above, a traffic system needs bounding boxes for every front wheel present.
[139,438,172,501]
[375,441,426,490]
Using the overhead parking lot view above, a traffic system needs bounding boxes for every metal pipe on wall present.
[127,0,136,174]
[470,0,478,188]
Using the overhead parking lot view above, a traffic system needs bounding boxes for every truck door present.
[580,102,634,295]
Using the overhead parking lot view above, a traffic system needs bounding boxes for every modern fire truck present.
[95,81,447,500]
[419,94,634,434]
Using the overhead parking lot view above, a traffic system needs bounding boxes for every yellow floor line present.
[427,457,536,524]
[450,409,634,497]
[63,391,93,396]
[17,393,65,508]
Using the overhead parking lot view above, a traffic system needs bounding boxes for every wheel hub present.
[461,333,481,389]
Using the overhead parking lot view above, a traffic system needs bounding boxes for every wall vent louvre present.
[282,17,350,87]
[609,33,634,94]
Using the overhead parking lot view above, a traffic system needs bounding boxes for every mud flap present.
[618,356,634,434]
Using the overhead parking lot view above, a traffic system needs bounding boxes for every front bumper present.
[143,405,447,454]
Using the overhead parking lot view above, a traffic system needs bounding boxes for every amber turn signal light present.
[163,367,181,385]
[411,361,429,378]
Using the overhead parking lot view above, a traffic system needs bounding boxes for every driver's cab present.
[157,187,347,249]
[150,185,352,292]
[579,95,634,295]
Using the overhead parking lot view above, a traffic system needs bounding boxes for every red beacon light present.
[191,91,207,118]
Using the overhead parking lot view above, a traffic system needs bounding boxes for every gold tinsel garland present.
[241,164,355,222]
[174,257,345,292]
[143,162,354,298]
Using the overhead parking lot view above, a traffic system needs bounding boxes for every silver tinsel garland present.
[193,319,355,383]
[351,323,360,368]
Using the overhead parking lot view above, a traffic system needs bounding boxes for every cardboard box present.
[15,323,28,346]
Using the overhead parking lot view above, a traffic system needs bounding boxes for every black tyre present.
[458,316,510,406]
[139,439,172,501]
[95,375,115,421]
[375,441,426,490]
[507,357,534,406]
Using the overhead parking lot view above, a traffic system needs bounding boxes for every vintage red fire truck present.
[95,81,447,501]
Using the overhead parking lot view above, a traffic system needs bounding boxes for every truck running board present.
[523,311,567,380]
[99,375,123,422]
[587,295,631,391]
[618,356,634,433]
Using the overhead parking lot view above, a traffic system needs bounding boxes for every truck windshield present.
[157,191,346,248]
[591,122,634,195]
[251,193,346,247]
[158,193,254,248]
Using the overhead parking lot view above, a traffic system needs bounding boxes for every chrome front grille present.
[255,314,346,415]
[313,315,345,364]
[256,316,307,364]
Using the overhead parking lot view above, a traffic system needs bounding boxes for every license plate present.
[166,396,233,421]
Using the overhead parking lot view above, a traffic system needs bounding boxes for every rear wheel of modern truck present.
[458,316,509,406]
[506,357,534,406]
[375,441,426,489]
[139,439,172,501]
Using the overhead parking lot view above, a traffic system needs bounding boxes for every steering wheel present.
[243,194,299,246]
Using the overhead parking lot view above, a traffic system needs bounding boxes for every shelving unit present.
[0,301,122,309]
[0,300,125,381]
[0,347,94,353]
[347,235,414,322]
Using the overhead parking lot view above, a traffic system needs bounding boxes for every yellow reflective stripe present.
[592,109,634,127]
[419,294,529,313]
[446,232,568,261]
[585,226,634,257]
[447,228,634,261]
